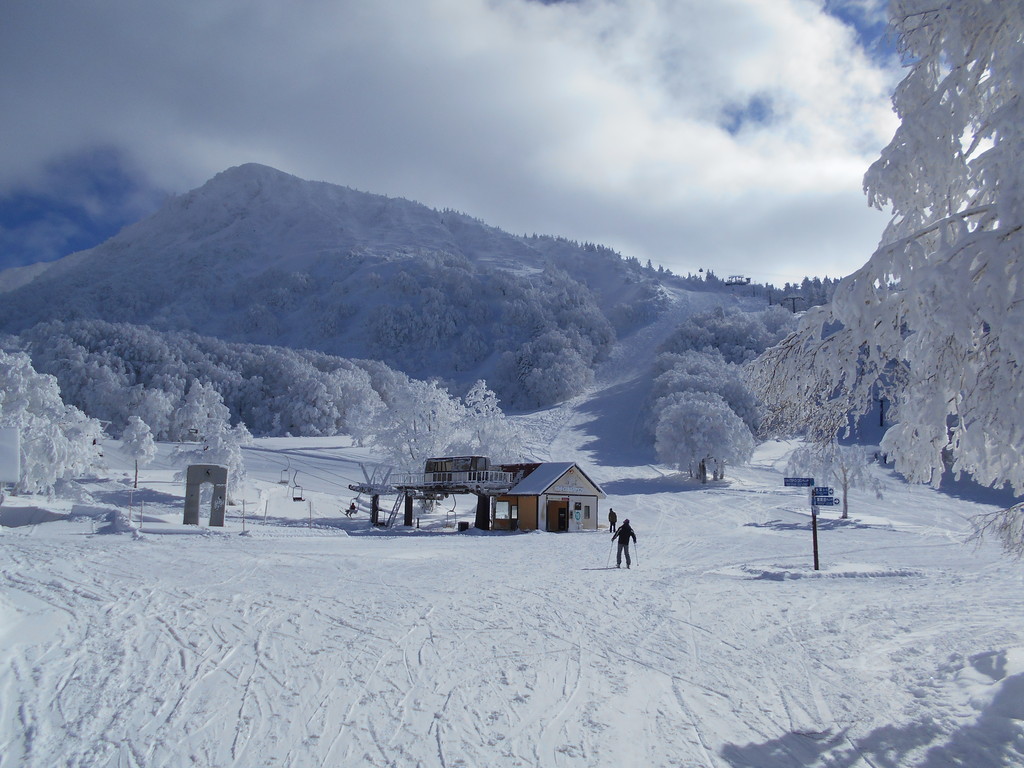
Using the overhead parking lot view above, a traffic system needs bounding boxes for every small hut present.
[493,462,606,532]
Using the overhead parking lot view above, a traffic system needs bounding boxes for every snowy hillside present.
[2,382,1022,768]
[0,164,763,408]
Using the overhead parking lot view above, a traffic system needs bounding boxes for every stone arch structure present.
[183,464,228,526]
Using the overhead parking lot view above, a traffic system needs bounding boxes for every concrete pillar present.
[183,464,228,526]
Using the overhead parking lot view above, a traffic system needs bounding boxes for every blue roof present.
[506,462,605,497]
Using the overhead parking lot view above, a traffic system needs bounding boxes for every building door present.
[546,500,569,532]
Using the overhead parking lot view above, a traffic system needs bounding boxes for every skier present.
[607,507,617,533]
[611,518,636,568]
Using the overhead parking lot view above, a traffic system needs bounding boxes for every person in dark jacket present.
[607,507,617,533]
[611,518,636,568]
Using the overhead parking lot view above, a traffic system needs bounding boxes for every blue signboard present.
[784,477,814,487]
[812,486,834,496]
[812,496,841,506]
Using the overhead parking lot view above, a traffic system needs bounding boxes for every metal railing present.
[392,469,516,490]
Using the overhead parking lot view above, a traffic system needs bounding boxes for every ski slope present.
[1,420,1022,767]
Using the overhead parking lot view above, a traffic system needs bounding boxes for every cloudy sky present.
[0,0,901,284]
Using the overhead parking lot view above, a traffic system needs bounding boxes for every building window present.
[584,505,591,519]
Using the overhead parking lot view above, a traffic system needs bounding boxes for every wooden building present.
[357,457,606,531]
[492,462,606,532]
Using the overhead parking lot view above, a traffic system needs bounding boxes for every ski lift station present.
[350,456,606,532]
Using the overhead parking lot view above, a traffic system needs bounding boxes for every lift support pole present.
[474,494,491,530]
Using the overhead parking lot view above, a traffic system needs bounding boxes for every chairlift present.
[279,469,290,484]
[345,496,360,517]
[292,485,305,502]
[725,275,751,286]
[446,495,457,528]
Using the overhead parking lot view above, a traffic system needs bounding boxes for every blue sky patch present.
[0,148,164,270]
[823,0,896,63]
[719,94,775,136]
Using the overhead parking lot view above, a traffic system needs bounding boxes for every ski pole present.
[606,538,614,567]
[635,540,640,568]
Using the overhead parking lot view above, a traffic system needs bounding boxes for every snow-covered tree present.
[170,381,232,443]
[655,391,755,482]
[971,504,1024,558]
[457,380,525,464]
[369,379,468,470]
[127,386,175,440]
[660,306,792,365]
[786,442,882,519]
[750,4,1024,528]
[20,320,416,440]
[650,351,761,434]
[170,421,251,501]
[0,349,103,494]
[494,329,596,409]
[167,380,250,499]
[122,415,157,488]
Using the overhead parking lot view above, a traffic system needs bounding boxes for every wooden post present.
[404,494,414,526]
[371,494,380,526]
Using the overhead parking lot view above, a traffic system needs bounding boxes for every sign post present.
[784,477,822,571]
[809,486,838,571]
[811,510,820,570]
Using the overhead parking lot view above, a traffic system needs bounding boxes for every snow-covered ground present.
[2,408,1023,767]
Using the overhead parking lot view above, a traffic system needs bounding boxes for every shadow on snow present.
[574,377,656,466]
[602,475,727,496]
[720,663,1024,767]
[744,517,876,533]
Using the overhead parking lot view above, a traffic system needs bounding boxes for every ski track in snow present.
[2,446,1023,768]
[2,315,1024,767]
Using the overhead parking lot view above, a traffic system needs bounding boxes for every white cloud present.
[0,0,901,281]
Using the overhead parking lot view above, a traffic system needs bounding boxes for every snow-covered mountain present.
[0,164,767,408]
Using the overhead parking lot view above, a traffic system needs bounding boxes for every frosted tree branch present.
[751,0,1024,552]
